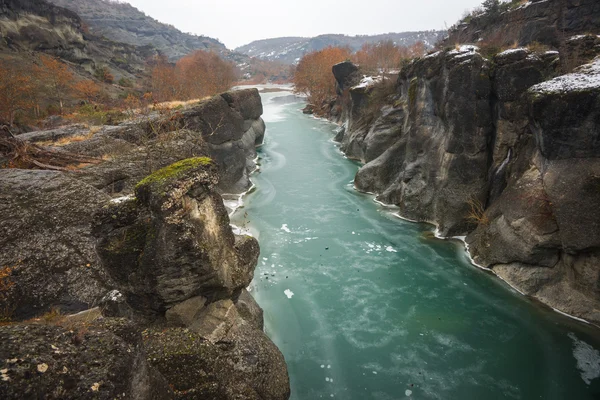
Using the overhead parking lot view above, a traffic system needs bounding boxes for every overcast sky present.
[123,0,487,49]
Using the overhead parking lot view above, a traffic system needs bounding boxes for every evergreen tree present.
[482,0,501,19]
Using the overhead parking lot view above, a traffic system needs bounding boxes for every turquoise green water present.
[232,91,600,400]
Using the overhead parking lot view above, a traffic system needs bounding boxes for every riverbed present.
[231,89,600,400]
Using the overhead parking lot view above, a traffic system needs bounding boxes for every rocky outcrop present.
[0,318,173,399]
[332,49,600,325]
[0,90,290,398]
[17,89,265,195]
[1,89,264,320]
[444,0,600,49]
[92,158,260,316]
[144,299,289,399]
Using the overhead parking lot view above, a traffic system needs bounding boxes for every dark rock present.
[529,58,600,160]
[0,319,173,399]
[333,47,600,324]
[98,290,135,319]
[143,305,290,400]
[0,169,113,319]
[352,48,492,236]
[443,0,600,49]
[332,61,360,95]
[221,88,263,120]
[92,158,260,317]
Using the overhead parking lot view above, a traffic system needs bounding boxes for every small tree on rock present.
[482,0,501,20]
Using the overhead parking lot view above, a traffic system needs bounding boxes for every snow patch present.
[530,58,600,94]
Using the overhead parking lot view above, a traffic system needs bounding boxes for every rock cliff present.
[331,45,600,325]
[0,89,290,399]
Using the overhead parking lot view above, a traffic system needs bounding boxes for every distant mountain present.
[235,32,447,64]
[0,0,158,85]
[45,0,291,82]
[48,0,226,60]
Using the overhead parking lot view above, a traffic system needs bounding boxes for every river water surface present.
[231,90,600,400]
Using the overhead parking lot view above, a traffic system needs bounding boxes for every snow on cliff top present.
[448,45,479,56]
[530,58,600,94]
[498,48,529,57]
[352,75,385,90]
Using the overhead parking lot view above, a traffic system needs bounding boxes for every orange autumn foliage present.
[72,80,102,104]
[352,40,427,74]
[293,46,352,106]
[33,55,74,114]
[150,51,236,102]
[0,60,35,125]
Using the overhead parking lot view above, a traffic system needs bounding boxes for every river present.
[230,89,600,400]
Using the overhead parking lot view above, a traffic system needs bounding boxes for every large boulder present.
[143,300,290,400]
[0,319,173,399]
[92,158,260,316]
[0,169,113,319]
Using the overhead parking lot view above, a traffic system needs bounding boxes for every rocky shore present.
[0,89,291,399]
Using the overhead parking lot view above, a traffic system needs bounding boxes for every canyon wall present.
[332,42,600,325]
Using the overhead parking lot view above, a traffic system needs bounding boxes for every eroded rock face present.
[0,319,173,400]
[334,50,600,324]
[92,158,260,316]
[351,48,493,236]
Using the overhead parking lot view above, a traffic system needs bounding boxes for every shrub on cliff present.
[294,46,352,107]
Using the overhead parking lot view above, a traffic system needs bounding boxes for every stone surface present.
[235,289,264,331]
[165,295,207,327]
[143,310,290,400]
[0,319,173,399]
[0,169,113,319]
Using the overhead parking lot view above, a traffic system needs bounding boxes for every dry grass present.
[467,198,489,226]
[37,131,96,147]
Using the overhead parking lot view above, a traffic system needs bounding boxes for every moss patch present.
[135,157,213,191]
[408,77,419,108]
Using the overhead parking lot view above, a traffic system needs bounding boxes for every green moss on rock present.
[135,157,213,191]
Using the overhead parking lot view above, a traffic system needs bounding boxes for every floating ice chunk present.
[325,377,330,382]
[372,371,377,374]
[569,333,600,385]
[405,389,413,396]
[321,364,325,368]
[352,231,356,235]
[385,246,397,253]
[284,289,294,299]
[327,365,331,369]
[262,257,268,261]
[281,224,291,233]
